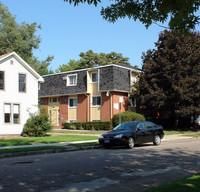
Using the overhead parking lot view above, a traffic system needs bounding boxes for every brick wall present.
[60,96,68,126]
[101,92,111,121]
[77,94,87,122]
[111,92,128,116]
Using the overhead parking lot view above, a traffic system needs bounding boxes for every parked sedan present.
[99,121,164,149]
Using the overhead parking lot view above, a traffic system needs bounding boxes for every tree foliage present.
[132,30,200,128]
[64,0,200,31]
[56,50,132,72]
[0,2,53,75]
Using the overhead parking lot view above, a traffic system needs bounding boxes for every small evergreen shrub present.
[21,107,52,137]
[63,121,112,131]
[112,111,145,127]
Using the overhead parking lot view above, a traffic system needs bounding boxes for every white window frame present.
[91,95,101,107]
[19,73,26,93]
[68,97,78,108]
[4,103,20,124]
[66,74,77,86]
[91,72,98,83]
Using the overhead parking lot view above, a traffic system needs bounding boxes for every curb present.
[0,145,103,159]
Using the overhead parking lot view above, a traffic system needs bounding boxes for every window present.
[69,120,77,123]
[131,73,137,84]
[13,104,20,124]
[144,121,154,129]
[4,104,11,123]
[136,123,144,130]
[69,98,77,108]
[19,74,26,92]
[67,74,77,86]
[0,71,4,90]
[91,72,98,83]
[92,96,101,107]
[38,82,41,90]
[4,103,20,124]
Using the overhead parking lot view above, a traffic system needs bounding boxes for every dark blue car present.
[99,121,164,149]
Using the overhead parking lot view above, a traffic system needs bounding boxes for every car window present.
[144,122,155,129]
[113,122,137,131]
[136,123,144,130]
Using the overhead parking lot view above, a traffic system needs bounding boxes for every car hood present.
[102,130,132,137]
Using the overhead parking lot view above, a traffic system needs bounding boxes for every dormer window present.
[91,72,98,83]
[64,74,77,86]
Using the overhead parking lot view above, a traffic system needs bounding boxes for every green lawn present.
[146,174,200,192]
[0,135,98,147]
[164,130,200,136]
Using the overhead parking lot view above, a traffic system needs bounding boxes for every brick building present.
[39,64,141,127]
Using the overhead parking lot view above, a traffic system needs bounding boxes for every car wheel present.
[103,145,111,149]
[153,135,161,145]
[127,137,135,149]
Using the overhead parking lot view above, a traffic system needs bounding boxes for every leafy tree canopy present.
[64,0,200,31]
[132,30,200,128]
[0,2,53,75]
[56,50,134,72]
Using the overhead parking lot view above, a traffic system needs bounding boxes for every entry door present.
[49,109,59,126]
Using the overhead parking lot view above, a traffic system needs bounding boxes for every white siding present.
[0,55,40,134]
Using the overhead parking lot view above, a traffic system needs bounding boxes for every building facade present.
[39,64,141,127]
[0,52,44,134]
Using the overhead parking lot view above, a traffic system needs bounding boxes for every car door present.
[143,121,155,142]
[135,122,146,143]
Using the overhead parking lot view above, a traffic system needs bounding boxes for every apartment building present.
[39,64,140,127]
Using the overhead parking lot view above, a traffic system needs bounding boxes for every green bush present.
[63,121,112,131]
[21,107,52,137]
[112,111,145,127]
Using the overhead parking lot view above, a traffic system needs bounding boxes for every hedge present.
[63,121,112,131]
[112,111,145,127]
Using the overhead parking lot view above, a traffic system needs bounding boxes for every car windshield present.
[113,122,137,131]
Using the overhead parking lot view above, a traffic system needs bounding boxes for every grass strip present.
[146,174,200,192]
[0,135,98,147]
[0,146,65,154]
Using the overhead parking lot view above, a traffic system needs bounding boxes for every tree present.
[132,30,200,128]
[56,50,132,72]
[64,0,200,31]
[0,2,53,75]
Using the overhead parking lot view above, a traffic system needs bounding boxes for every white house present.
[0,52,44,134]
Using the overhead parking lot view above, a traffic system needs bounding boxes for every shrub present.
[63,121,112,131]
[21,107,52,137]
[112,111,145,127]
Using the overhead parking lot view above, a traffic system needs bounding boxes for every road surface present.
[0,138,200,192]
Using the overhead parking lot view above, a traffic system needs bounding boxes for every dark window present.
[53,98,57,102]
[91,72,98,82]
[92,96,101,106]
[4,104,11,123]
[13,104,20,124]
[136,123,144,130]
[0,71,4,90]
[69,98,77,107]
[63,97,67,103]
[19,74,26,92]
[144,122,154,129]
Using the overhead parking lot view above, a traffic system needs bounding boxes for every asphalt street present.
[0,137,200,192]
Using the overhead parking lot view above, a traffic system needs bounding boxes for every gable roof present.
[0,52,44,82]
